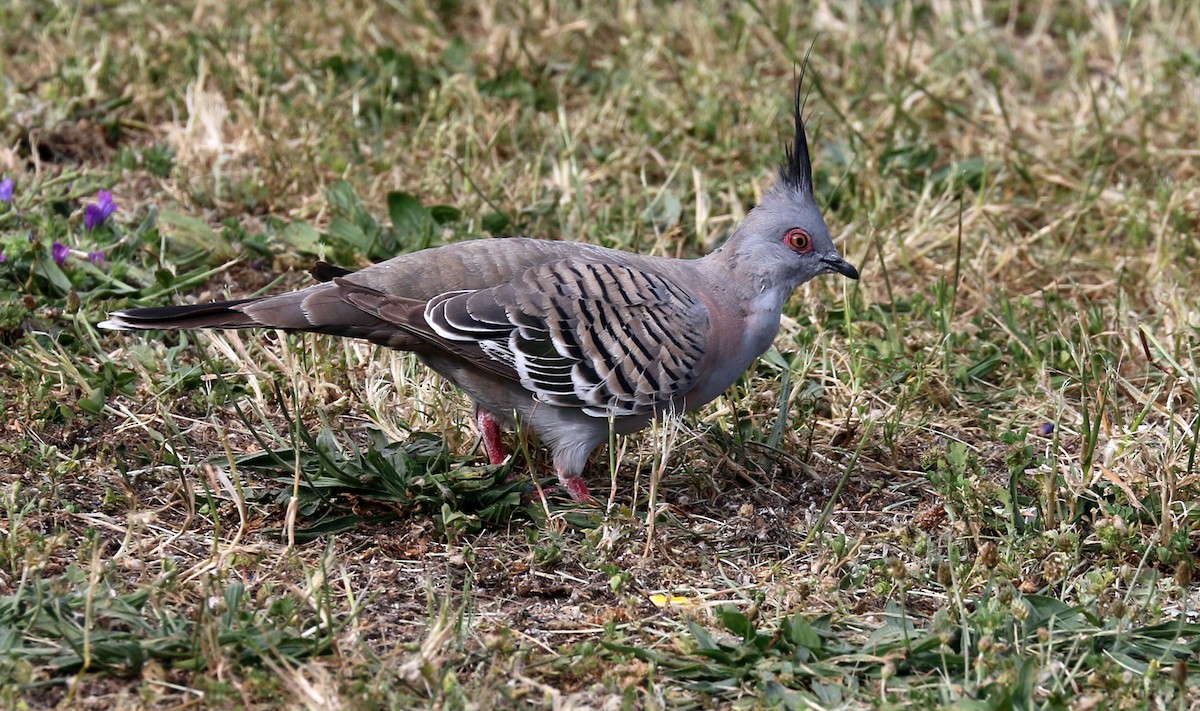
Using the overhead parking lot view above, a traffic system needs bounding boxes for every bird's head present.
[721,70,859,288]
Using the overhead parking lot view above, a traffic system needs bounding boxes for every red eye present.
[784,228,813,253]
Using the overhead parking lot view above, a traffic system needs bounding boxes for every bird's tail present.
[98,298,262,331]
[98,278,420,354]
[98,261,363,333]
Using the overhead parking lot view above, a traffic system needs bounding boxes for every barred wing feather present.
[425,261,709,418]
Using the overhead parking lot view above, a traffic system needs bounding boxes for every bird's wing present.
[336,260,710,418]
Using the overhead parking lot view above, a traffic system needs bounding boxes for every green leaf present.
[159,210,233,261]
[429,204,462,224]
[325,216,372,252]
[36,253,73,294]
[717,606,755,642]
[227,423,530,539]
[387,191,434,249]
[785,613,822,653]
[325,179,361,215]
[289,514,400,542]
[1021,594,1088,631]
[482,211,510,234]
[78,388,106,415]
[689,620,721,651]
[280,220,322,254]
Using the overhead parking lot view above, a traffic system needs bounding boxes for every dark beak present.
[822,254,859,280]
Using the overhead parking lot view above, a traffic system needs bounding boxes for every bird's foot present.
[475,407,508,466]
[558,472,592,503]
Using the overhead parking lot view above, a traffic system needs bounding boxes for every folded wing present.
[338,260,710,418]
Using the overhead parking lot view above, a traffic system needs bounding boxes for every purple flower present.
[0,251,6,264]
[52,241,69,265]
[0,178,13,203]
[88,251,105,265]
[1037,422,1055,437]
[84,190,117,231]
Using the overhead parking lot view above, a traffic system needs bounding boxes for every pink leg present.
[475,407,508,465]
[558,469,592,503]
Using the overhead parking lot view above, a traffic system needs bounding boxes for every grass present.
[2,0,1199,707]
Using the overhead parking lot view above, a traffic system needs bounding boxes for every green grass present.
[2,0,1199,707]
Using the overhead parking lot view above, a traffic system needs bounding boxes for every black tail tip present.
[97,297,260,331]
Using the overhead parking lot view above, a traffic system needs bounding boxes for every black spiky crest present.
[779,56,814,196]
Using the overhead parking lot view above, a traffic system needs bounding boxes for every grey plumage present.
[100,76,859,502]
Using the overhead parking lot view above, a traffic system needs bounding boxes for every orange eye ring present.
[784,228,813,253]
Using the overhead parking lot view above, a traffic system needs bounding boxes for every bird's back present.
[345,237,641,298]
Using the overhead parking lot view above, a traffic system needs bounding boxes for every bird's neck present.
[681,246,788,406]
[698,235,797,314]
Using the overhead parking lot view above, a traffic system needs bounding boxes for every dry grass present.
[2,0,1199,707]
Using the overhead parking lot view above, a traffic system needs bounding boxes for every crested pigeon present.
[99,78,859,503]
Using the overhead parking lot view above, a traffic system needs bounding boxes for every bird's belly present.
[419,352,651,434]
